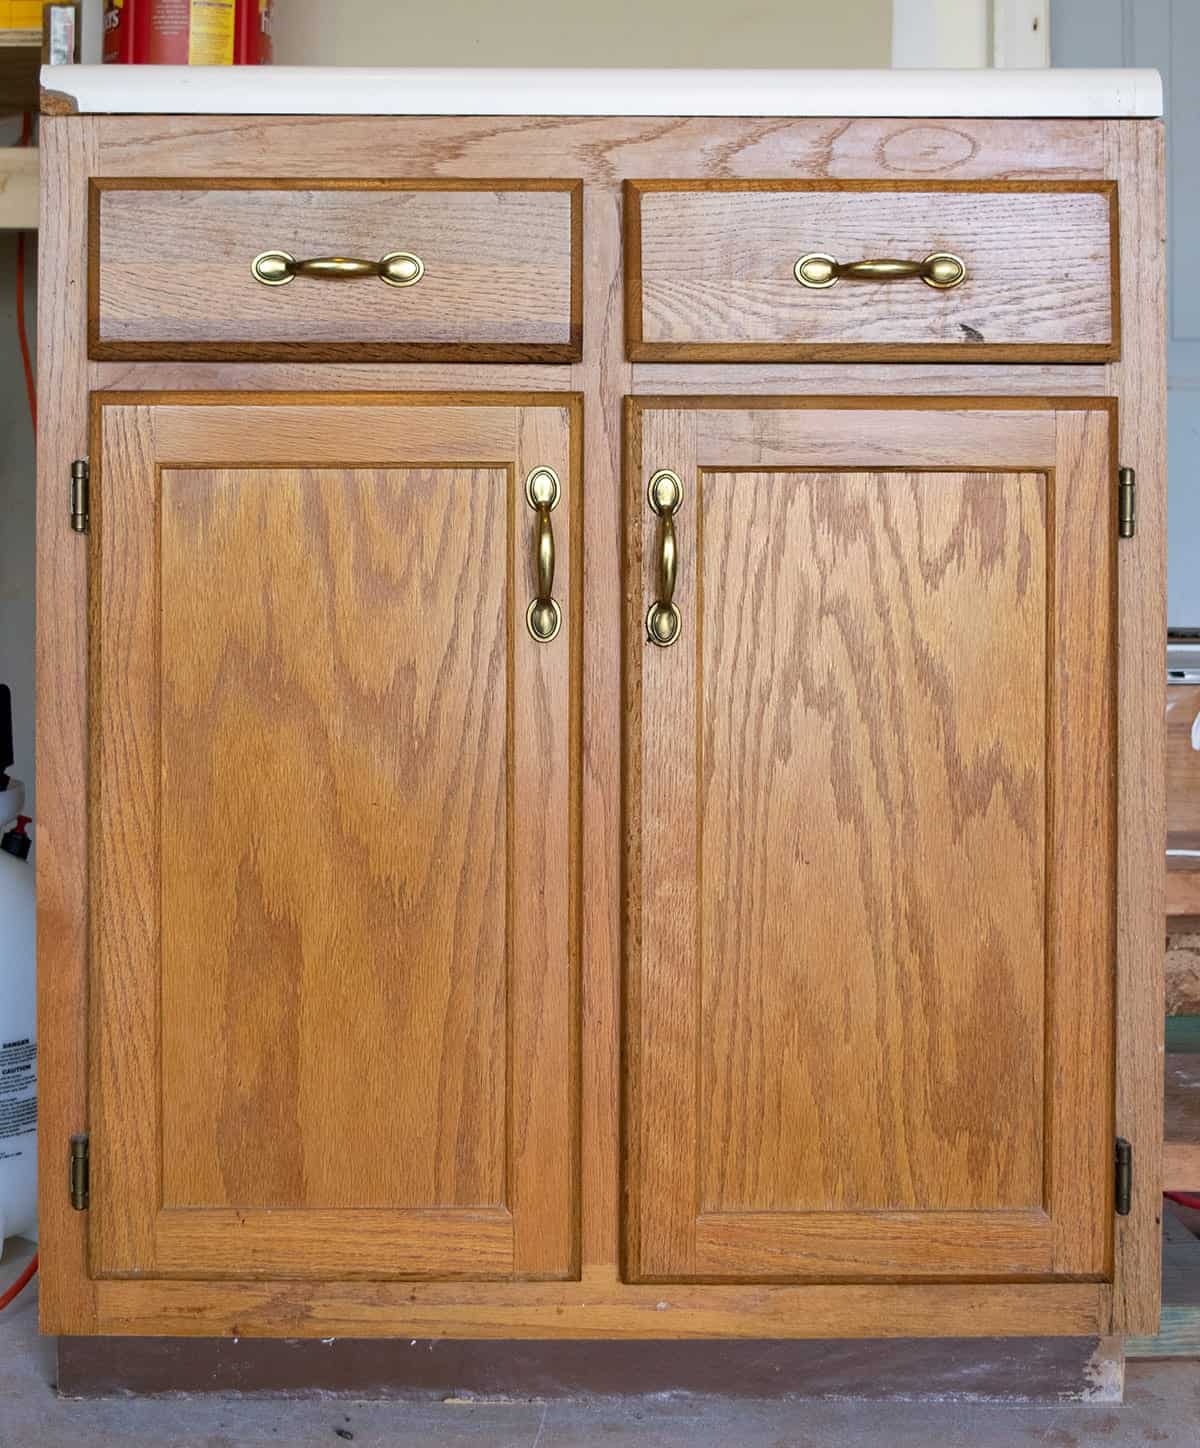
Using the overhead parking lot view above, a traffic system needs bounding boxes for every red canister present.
[103,0,273,64]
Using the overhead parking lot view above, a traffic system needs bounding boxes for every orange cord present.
[1,109,39,1312]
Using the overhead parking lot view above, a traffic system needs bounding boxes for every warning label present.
[0,1037,36,1142]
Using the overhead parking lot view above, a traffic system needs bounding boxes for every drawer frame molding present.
[87,176,584,364]
[624,178,1121,364]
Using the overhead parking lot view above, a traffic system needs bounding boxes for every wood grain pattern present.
[87,116,1110,184]
[625,399,1116,1284]
[626,181,1118,363]
[89,179,582,362]
[74,1273,1112,1340]
[89,360,1111,398]
[693,1212,1055,1280]
[1166,684,1200,835]
[1045,410,1116,1280]
[158,464,510,1214]
[88,393,581,1284]
[1106,119,1167,1337]
[36,110,1162,1341]
[36,116,100,1335]
[698,467,1046,1218]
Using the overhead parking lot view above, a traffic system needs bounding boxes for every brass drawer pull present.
[794,251,966,290]
[251,250,425,288]
[525,467,562,643]
[646,470,683,649]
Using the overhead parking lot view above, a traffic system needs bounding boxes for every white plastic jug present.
[0,781,36,1248]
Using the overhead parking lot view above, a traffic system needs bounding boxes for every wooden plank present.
[1125,1207,1200,1358]
[0,147,37,231]
[56,1333,1126,1401]
[1164,1052,1200,1191]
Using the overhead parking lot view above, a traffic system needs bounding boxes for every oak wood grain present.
[1046,410,1116,1280]
[693,1211,1056,1280]
[158,464,510,1215]
[76,1273,1112,1340]
[627,181,1118,363]
[90,179,582,362]
[698,467,1046,1218]
[88,393,580,1284]
[1106,118,1167,1337]
[87,116,1109,184]
[625,399,1116,1284]
[36,116,101,1336]
[88,360,1111,398]
[37,109,1162,1341]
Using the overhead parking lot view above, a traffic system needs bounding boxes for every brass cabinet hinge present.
[1115,1137,1132,1216]
[69,1134,89,1211]
[1118,466,1136,539]
[70,459,89,534]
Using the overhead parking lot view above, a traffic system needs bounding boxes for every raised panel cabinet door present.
[625,397,1117,1284]
[89,393,581,1281]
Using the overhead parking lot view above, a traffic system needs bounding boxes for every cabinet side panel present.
[36,117,100,1335]
[1108,118,1167,1335]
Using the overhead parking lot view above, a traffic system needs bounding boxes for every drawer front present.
[89,179,582,361]
[625,180,1118,362]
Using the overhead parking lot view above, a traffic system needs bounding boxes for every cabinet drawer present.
[625,180,1118,362]
[89,179,583,361]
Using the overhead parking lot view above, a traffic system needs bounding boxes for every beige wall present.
[273,0,892,69]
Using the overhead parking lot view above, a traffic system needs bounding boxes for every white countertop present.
[43,65,1163,119]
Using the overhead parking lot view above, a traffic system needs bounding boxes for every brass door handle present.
[794,251,965,290]
[525,467,562,642]
[646,470,683,649]
[252,250,425,287]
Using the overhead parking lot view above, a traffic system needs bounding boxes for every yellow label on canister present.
[188,0,235,64]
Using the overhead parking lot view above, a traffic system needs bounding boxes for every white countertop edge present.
[43,66,1164,119]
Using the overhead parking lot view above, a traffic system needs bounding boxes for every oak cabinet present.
[625,399,1115,1283]
[87,393,581,1282]
[37,106,1163,1343]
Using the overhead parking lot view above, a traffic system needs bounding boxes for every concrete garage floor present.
[3,1238,1199,1447]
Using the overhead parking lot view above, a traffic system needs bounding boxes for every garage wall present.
[271,0,892,69]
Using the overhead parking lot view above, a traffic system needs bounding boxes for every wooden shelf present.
[0,30,41,116]
[0,144,36,228]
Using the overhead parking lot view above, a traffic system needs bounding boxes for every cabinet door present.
[625,398,1116,1284]
[89,393,579,1281]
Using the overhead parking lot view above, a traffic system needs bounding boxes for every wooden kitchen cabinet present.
[36,73,1164,1343]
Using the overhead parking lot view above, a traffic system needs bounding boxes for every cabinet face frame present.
[36,113,1163,1341]
[621,394,1118,1285]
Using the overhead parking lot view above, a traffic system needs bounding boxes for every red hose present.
[1165,1191,1200,1212]
[0,110,39,1315]
[0,1255,38,1312]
